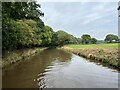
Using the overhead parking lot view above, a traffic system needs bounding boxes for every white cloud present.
[39,2,118,40]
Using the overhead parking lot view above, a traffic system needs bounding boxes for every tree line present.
[2,2,78,51]
[2,2,119,52]
[81,34,119,44]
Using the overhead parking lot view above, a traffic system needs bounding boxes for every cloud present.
[39,2,118,40]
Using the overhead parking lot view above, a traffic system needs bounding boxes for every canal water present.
[2,49,118,88]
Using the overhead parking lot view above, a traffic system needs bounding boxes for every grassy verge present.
[62,43,119,70]
[2,48,46,68]
[67,43,118,48]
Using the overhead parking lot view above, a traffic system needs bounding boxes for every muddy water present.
[2,49,118,88]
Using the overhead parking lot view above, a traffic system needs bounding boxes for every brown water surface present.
[2,49,118,88]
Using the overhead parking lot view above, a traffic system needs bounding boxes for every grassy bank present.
[2,48,46,68]
[62,43,119,70]
[67,43,118,48]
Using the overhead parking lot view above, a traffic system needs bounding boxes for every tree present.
[2,19,45,50]
[41,26,54,46]
[2,2,44,20]
[91,38,97,44]
[81,34,91,44]
[2,2,45,51]
[56,30,71,46]
[68,35,78,44]
[104,34,119,43]
[51,32,58,46]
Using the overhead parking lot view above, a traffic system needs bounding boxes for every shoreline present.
[2,47,47,68]
[61,46,119,71]
[2,46,119,71]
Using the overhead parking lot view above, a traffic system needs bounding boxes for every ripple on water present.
[3,49,118,88]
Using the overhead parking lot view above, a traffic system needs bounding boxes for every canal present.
[2,49,118,88]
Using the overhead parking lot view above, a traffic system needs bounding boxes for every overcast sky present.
[38,2,118,40]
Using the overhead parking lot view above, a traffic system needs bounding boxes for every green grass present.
[66,43,119,48]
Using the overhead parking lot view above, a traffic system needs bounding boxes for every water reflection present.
[2,49,118,88]
[37,73,46,88]
[36,49,73,88]
[36,54,118,88]
[2,49,72,88]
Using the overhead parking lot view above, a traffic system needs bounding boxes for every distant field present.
[66,43,119,48]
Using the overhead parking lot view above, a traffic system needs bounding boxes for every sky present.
[38,1,118,40]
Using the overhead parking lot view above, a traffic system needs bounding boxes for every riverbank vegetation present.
[2,48,46,68]
[62,43,119,70]
[2,2,119,52]
[66,43,118,48]
[2,2,80,67]
[2,2,82,52]
[2,1,119,69]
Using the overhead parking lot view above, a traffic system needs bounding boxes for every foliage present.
[104,34,119,43]
[16,19,43,47]
[81,34,91,44]
[51,32,58,46]
[3,2,119,53]
[41,26,54,46]
[55,30,80,46]
[2,19,44,50]
[3,2,79,51]
[69,35,78,44]
[2,2,44,51]
[2,19,21,50]
[2,2,44,20]
[91,38,97,44]
[56,30,71,46]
